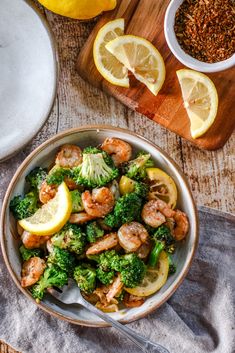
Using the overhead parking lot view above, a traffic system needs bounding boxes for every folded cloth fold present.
[0,206,234,353]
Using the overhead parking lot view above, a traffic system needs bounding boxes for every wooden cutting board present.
[76,0,235,150]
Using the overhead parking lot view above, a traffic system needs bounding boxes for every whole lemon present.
[38,0,117,20]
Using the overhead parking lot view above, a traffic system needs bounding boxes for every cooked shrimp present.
[64,176,78,190]
[141,199,175,228]
[21,257,46,287]
[39,180,57,204]
[82,187,115,218]
[123,293,145,308]
[55,144,82,168]
[106,274,123,303]
[118,222,149,252]
[82,292,99,304]
[94,286,109,305]
[86,233,118,255]
[22,231,50,249]
[173,210,189,241]
[101,137,132,166]
[96,302,118,313]
[69,212,96,224]
[136,237,151,259]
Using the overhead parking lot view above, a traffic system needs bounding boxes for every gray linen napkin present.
[0,206,234,353]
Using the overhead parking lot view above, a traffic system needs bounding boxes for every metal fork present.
[48,280,170,353]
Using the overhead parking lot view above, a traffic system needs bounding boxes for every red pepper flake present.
[174,0,235,63]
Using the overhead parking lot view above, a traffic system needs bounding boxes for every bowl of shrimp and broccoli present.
[1,126,198,326]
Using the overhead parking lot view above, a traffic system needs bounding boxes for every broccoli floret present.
[88,250,118,285]
[10,191,38,220]
[103,213,118,229]
[148,225,175,268]
[89,250,120,270]
[153,225,175,250]
[25,167,47,191]
[19,245,44,261]
[72,147,119,188]
[47,167,72,185]
[125,151,154,180]
[104,193,142,228]
[134,182,149,199]
[47,246,77,275]
[86,221,104,243]
[115,253,146,288]
[31,264,68,301]
[51,223,86,255]
[96,267,115,285]
[89,251,145,288]
[74,264,96,293]
[70,190,84,213]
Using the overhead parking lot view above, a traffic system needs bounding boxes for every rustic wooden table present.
[0,6,234,353]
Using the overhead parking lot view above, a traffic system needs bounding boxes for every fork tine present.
[47,286,64,300]
[47,279,81,304]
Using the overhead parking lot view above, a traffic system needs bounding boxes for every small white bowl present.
[164,0,235,73]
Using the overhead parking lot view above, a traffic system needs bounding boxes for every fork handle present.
[80,298,169,353]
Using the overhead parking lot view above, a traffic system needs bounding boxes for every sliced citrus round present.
[119,175,135,195]
[125,251,169,297]
[93,18,129,87]
[105,35,165,95]
[177,69,218,139]
[146,168,177,208]
[19,182,72,236]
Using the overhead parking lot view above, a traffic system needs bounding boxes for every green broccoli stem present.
[167,253,176,275]
[148,241,165,268]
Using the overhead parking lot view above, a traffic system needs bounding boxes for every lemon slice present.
[146,168,177,208]
[19,182,72,236]
[125,251,169,297]
[93,18,129,87]
[177,69,218,139]
[105,35,165,95]
[119,175,136,195]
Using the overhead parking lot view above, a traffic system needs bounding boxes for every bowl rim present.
[0,0,59,162]
[164,0,235,73]
[0,125,199,327]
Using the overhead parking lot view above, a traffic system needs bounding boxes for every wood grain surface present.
[0,2,234,352]
[77,0,235,150]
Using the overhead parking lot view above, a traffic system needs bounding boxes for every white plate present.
[0,0,57,161]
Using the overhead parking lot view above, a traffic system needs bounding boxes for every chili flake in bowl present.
[164,0,235,72]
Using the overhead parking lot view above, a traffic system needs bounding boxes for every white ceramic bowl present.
[1,126,199,327]
[164,0,235,73]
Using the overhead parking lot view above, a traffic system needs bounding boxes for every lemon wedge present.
[105,35,165,95]
[125,251,169,297]
[177,69,218,139]
[93,18,129,87]
[146,168,177,208]
[119,175,136,195]
[19,182,72,236]
[38,0,116,20]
